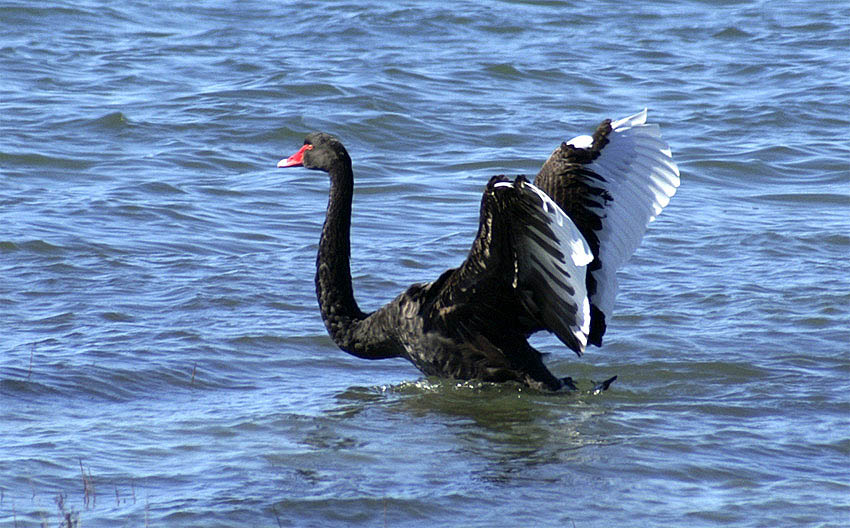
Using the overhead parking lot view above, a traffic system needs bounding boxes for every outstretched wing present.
[429,176,594,355]
[533,109,680,346]
[497,178,593,353]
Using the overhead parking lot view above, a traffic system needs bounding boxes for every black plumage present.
[279,112,679,391]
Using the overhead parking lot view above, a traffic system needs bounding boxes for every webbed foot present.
[590,375,617,394]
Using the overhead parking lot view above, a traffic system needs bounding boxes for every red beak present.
[277,144,312,168]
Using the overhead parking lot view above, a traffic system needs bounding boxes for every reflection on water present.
[326,379,618,489]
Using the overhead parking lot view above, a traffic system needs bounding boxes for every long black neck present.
[316,154,367,346]
[316,155,404,361]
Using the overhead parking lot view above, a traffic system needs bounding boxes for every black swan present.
[278,110,679,391]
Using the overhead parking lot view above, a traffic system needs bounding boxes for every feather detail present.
[495,178,593,354]
[534,109,680,345]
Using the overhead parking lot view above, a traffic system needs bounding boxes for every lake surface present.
[2,0,849,526]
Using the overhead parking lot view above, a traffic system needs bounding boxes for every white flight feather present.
[520,181,593,348]
[566,109,680,318]
[497,179,594,348]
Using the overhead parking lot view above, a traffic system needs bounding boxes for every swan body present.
[279,110,679,390]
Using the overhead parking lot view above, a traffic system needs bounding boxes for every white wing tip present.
[581,109,679,324]
[611,108,649,130]
[577,297,590,348]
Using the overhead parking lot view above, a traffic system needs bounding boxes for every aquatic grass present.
[53,492,80,528]
[4,461,150,528]
[78,459,94,510]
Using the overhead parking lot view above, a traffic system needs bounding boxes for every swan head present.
[278,132,350,173]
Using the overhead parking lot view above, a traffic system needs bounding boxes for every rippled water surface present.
[2,1,849,526]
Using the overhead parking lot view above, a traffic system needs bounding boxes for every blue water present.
[2,1,849,526]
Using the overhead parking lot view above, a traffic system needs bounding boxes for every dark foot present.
[560,376,578,391]
[590,375,617,394]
